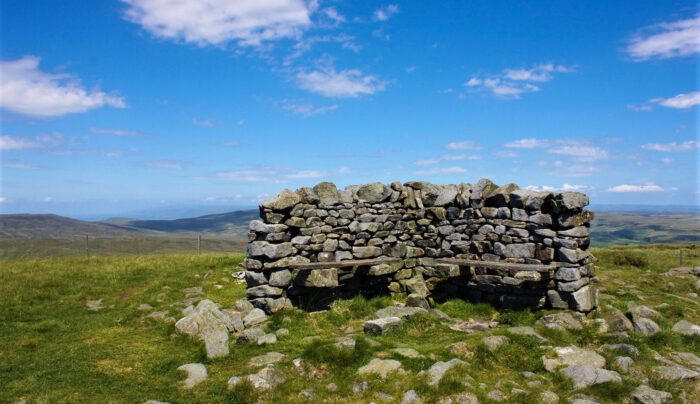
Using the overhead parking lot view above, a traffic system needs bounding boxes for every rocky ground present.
[1,246,698,403]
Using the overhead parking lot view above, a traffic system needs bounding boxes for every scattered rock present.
[654,364,700,381]
[569,394,601,404]
[451,393,479,404]
[561,364,621,389]
[334,337,356,351]
[352,380,369,394]
[177,363,207,389]
[671,320,700,336]
[669,351,700,367]
[374,306,428,319]
[540,391,559,404]
[508,326,546,341]
[175,299,240,358]
[406,293,430,310]
[85,299,103,311]
[402,390,422,404]
[138,303,153,311]
[600,343,640,357]
[446,341,474,358]
[257,333,277,345]
[364,317,402,335]
[632,317,661,336]
[237,327,265,343]
[535,312,582,330]
[423,358,466,385]
[326,383,337,391]
[247,364,285,391]
[357,358,403,378]
[392,347,422,358]
[451,318,497,334]
[430,309,452,320]
[248,352,287,367]
[374,392,393,401]
[607,309,633,332]
[243,308,268,328]
[543,346,606,372]
[486,390,505,402]
[275,328,289,337]
[615,356,634,373]
[482,335,509,352]
[299,387,314,400]
[630,384,672,404]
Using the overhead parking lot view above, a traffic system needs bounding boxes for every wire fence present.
[0,236,247,260]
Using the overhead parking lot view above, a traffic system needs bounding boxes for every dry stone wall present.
[240,179,597,314]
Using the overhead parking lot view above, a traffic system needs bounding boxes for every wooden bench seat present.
[289,257,402,270]
[436,258,559,273]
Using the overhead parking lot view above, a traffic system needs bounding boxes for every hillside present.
[0,214,148,238]
[125,210,258,235]
[591,211,699,247]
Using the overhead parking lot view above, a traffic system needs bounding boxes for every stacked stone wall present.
[240,179,597,314]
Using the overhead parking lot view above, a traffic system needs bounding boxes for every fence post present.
[680,250,684,266]
[197,235,201,255]
[85,234,89,258]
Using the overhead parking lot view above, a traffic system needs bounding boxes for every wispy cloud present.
[145,160,188,169]
[414,154,481,165]
[607,183,664,192]
[525,184,594,192]
[193,118,214,127]
[504,138,551,148]
[493,151,518,158]
[296,67,386,97]
[641,140,697,152]
[465,63,574,99]
[3,163,41,170]
[547,145,610,162]
[90,127,148,137]
[281,101,339,117]
[414,166,467,176]
[0,56,125,117]
[286,170,326,179]
[625,14,700,61]
[650,91,700,109]
[121,0,315,47]
[207,166,348,182]
[0,133,63,150]
[373,4,399,22]
[445,140,483,150]
[626,103,653,112]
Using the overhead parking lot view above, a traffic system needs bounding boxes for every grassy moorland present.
[0,246,698,404]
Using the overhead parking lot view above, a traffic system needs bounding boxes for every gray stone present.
[264,255,310,269]
[138,303,153,311]
[352,246,382,258]
[486,390,505,402]
[558,226,590,237]
[357,358,403,378]
[548,290,569,309]
[630,385,672,404]
[406,293,430,310]
[542,346,606,372]
[262,189,301,211]
[555,267,581,282]
[175,299,239,358]
[608,309,634,331]
[600,344,639,357]
[556,248,588,263]
[570,285,597,312]
[246,285,283,298]
[243,308,268,328]
[557,210,594,227]
[247,241,293,259]
[313,182,340,205]
[368,262,402,276]
[536,312,583,330]
[654,364,700,381]
[401,390,422,404]
[357,182,386,203]
[615,356,634,373]
[269,270,292,287]
[375,306,428,319]
[177,363,207,389]
[482,335,509,351]
[392,347,422,358]
[257,333,277,345]
[247,364,286,391]
[237,327,265,343]
[671,320,700,336]
[334,337,356,351]
[291,235,311,245]
[352,380,369,394]
[244,271,268,286]
[632,317,660,335]
[424,358,466,385]
[452,393,480,404]
[508,326,546,341]
[504,243,535,258]
[670,351,700,367]
[528,213,552,225]
[540,391,559,404]
[364,317,402,335]
[295,268,338,287]
[561,364,621,389]
[248,352,287,367]
[557,192,589,210]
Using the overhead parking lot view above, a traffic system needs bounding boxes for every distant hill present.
[1,209,697,247]
[0,209,258,239]
[0,214,148,238]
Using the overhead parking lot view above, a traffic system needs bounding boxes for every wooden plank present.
[436,258,558,272]
[290,257,402,270]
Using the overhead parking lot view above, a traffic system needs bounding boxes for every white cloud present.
[0,197,5,203]
[3,163,40,169]
[465,63,574,99]
[282,101,338,116]
[0,56,125,117]
[547,145,610,162]
[445,141,483,150]
[414,166,467,176]
[607,183,664,192]
[145,160,186,169]
[193,118,214,127]
[504,138,550,148]
[121,0,315,47]
[322,7,345,24]
[493,151,518,158]
[90,127,147,136]
[662,157,673,164]
[626,103,653,112]
[0,133,63,151]
[373,4,399,22]
[625,15,700,61]
[214,167,285,182]
[414,154,481,165]
[525,184,593,192]
[286,170,326,179]
[651,92,700,109]
[296,68,386,97]
[641,140,697,152]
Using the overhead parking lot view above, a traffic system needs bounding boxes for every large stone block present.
[294,268,339,287]
[261,189,301,211]
[569,285,597,312]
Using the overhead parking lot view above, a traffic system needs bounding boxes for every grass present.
[1,245,699,403]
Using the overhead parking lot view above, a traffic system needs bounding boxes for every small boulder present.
[542,346,606,372]
[364,317,402,335]
[357,358,403,378]
[508,326,547,341]
[177,363,207,389]
[561,364,621,389]
[671,320,700,336]
[401,390,422,404]
[423,358,466,385]
[630,385,672,404]
[482,335,509,352]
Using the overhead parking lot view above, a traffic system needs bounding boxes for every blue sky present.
[1,1,698,219]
